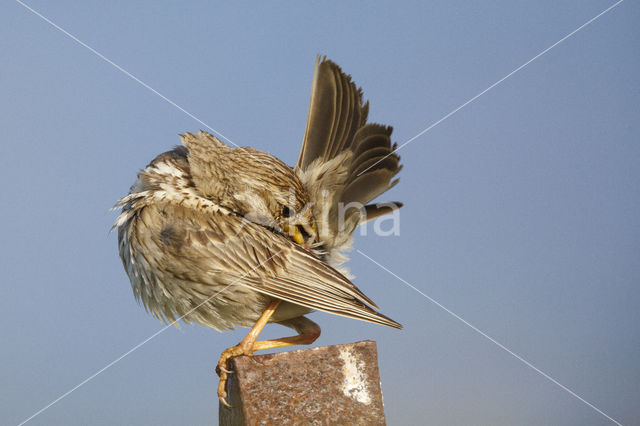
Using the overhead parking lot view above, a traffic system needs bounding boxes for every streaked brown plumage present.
[114,57,402,405]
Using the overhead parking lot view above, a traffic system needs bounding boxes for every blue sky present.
[1,1,638,425]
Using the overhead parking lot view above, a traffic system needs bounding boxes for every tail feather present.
[350,124,394,161]
[297,56,368,170]
[348,155,401,185]
[296,56,403,256]
[341,170,400,208]
[362,202,403,223]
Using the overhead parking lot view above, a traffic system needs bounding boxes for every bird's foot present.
[216,343,254,408]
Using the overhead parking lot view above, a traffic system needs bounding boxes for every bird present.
[114,56,403,406]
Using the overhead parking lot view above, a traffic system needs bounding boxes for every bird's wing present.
[153,203,401,329]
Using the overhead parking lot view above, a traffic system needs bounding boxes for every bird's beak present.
[284,222,317,247]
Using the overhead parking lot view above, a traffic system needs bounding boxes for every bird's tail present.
[296,57,402,255]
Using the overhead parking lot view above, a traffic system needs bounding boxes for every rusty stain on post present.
[219,340,386,425]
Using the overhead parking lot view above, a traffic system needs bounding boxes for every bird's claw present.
[217,357,233,408]
[216,365,233,375]
[219,396,231,408]
[218,370,232,408]
[216,343,254,408]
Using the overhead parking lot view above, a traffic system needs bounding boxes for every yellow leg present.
[251,316,321,351]
[217,300,282,407]
[216,309,321,408]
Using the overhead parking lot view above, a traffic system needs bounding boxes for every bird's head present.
[278,201,317,249]
[182,132,318,249]
[231,162,318,249]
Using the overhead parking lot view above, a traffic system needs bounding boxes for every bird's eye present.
[282,206,293,217]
